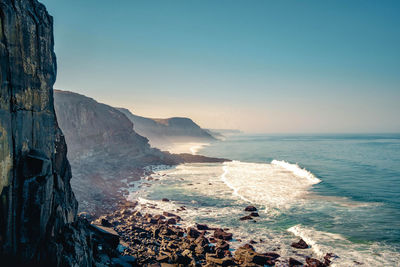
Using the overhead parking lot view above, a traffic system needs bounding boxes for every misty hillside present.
[117,107,216,148]
[54,90,227,214]
[54,90,178,213]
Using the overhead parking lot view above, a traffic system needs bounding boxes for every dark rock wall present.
[0,0,91,265]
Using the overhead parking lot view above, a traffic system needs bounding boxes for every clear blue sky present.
[41,0,400,133]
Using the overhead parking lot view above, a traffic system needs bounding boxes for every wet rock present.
[206,254,236,266]
[167,218,177,225]
[250,212,259,217]
[214,229,233,241]
[240,215,253,221]
[154,214,166,220]
[173,253,192,265]
[323,253,337,265]
[187,227,201,239]
[289,257,303,266]
[156,255,170,263]
[216,240,230,251]
[196,223,210,230]
[244,206,257,212]
[162,198,170,202]
[148,217,159,224]
[306,257,327,267]
[291,238,309,249]
[235,244,279,266]
[134,211,142,217]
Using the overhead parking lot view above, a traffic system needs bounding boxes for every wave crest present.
[220,160,321,210]
[271,160,321,184]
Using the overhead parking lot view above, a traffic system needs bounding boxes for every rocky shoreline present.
[84,200,335,267]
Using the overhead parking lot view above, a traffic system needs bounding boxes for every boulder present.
[291,238,309,249]
[214,229,233,241]
[167,218,177,225]
[323,253,337,265]
[196,223,210,230]
[101,218,113,227]
[244,206,257,212]
[235,245,279,266]
[240,215,253,221]
[306,257,327,267]
[206,254,236,266]
[187,227,201,239]
[289,257,303,266]
[216,240,230,251]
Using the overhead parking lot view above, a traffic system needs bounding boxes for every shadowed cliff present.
[0,1,126,266]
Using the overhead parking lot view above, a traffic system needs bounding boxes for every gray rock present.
[0,1,118,265]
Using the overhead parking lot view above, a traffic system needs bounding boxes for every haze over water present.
[42,0,400,133]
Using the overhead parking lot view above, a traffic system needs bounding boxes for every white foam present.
[271,160,321,184]
[130,163,400,266]
[288,224,400,266]
[220,160,321,210]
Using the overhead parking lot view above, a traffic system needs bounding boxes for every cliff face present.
[54,90,152,159]
[54,90,177,214]
[117,108,216,149]
[0,1,92,265]
[53,90,228,215]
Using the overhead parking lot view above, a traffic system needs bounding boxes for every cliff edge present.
[0,1,93,265]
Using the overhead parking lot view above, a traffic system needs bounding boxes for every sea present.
[128,134,400,266]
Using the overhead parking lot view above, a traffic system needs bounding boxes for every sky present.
[41,0,400,133]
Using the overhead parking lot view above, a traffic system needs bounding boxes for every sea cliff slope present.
[54,90,228,214]
[117,107,216,148]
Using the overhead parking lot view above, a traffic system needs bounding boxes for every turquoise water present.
[131,134,400,266]
[201,134,400,245]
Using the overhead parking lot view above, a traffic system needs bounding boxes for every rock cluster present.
[94,202,332,266]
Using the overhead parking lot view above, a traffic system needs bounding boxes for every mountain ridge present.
[117,107,216,149]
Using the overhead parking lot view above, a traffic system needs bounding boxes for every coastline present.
[82,162,333,266]
[78,136,400,266]
[92,199,331,266]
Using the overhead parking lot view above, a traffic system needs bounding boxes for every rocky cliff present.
[54,90,228,215]
[0,1,110,266]
[54,90,178,214]
[117,108,216,149]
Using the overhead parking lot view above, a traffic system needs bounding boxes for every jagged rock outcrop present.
[117,107,216,149]
[0,1,107,266]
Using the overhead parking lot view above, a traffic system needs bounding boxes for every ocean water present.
[129,134,400,266]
